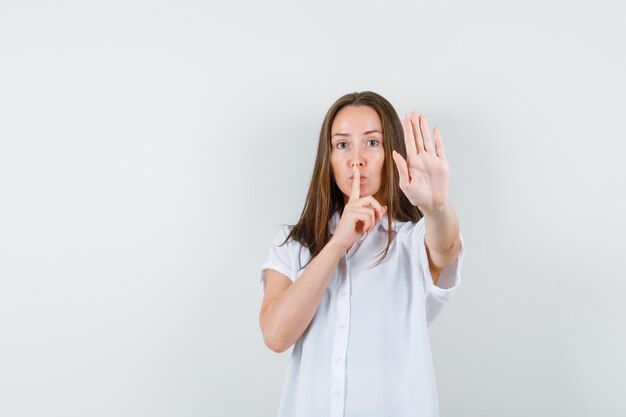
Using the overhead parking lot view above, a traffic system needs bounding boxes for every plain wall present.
[1,0,625,416]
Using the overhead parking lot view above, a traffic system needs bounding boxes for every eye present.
[336,142,347,149]
[367,139,380,147]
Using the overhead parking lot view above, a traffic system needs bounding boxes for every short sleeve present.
[259,226,297,292]
[413,218,465,326]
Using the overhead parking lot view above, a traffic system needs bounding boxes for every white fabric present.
[259,211,465,417]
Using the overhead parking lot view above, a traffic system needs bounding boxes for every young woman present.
[258,91,465,417]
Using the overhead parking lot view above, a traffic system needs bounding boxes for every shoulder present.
[270,224,303,250]
[377,213,422,234]
[393,216,425,236]
[270,224,291,242]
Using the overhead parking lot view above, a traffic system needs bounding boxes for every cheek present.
[331,153,349,170]
[371,153,385,186]
[330,154,339,172]
[371,152,385,171]
[330,155,343,181]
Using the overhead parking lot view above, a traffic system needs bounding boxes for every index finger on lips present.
[349,164,360,202]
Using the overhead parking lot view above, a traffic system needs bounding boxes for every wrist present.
[419,200,449,218]
[327,236,349,255]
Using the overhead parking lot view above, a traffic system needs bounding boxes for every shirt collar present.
[329,210,401,234]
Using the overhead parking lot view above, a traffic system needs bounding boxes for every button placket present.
[330,256,352,417]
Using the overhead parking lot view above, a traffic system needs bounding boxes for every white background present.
[1,0,625,416]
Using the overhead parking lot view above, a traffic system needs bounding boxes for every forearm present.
[422,201,461,259]
[261,239,345,352]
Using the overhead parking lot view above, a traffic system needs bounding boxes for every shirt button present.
[340,291,346,297]
[335,357,342,363]
[339,323,346,329]
[333,390,341,396]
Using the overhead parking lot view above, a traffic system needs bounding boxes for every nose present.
[349,149,365,167]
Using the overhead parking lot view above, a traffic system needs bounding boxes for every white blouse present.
[259,211,465,417]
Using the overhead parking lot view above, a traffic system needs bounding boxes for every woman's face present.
[330,105,386,205]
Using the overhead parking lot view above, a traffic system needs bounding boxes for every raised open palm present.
[392,110,450,214]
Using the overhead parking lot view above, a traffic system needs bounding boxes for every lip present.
[349,176,367,180]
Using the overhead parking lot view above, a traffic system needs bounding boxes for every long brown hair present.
[282,91,422,268]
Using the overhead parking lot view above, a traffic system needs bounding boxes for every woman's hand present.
[330,165,387,252]
[392,110,450,215]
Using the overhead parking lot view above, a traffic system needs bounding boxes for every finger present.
[349,164,360,202]
[392,150,411,190]
[353,207,376,234]
[349,208,374,235]
[353,195,384,215]
[433,126,446,159]
[402,114,418,157]
[418,113,434,153]
[364,196,384,220]
[410,110,426,153]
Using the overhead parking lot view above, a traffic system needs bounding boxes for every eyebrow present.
[331,130,382,139]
